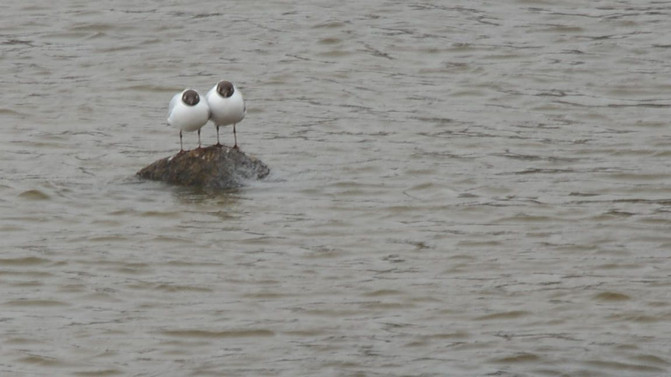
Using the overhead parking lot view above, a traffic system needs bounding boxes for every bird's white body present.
[206,82,246,128]
[167,90,210,133]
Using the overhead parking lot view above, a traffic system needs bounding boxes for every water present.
[2,1,671,376]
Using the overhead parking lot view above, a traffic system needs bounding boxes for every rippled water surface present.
[2,1,671,376]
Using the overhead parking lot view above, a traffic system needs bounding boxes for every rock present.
[137,145,270,189]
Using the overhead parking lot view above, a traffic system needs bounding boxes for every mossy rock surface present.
[137,145,269,189]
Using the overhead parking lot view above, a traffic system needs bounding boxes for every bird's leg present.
[179,130,183,151]
[233,124,238,149]
[216,125,221,146]
[197,128,202,148]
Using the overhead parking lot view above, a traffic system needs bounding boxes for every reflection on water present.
[1,0,671,376]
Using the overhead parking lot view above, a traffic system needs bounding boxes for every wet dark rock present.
[137,145,270,189]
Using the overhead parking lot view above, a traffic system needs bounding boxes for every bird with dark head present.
[168,89,210,151]
[206,80,246,148]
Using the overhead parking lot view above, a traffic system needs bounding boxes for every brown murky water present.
[2,1,671,376]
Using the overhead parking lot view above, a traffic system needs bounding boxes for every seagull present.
[168,89,210,151]
[206,80,246,148]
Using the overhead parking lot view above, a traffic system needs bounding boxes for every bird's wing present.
[168,92,181,116]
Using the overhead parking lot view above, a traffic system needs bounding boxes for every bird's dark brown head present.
[182,89,200,106]
[216,80,235,98]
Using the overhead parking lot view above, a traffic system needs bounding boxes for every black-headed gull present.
[168,89,210,151]
[206,80,246,148]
